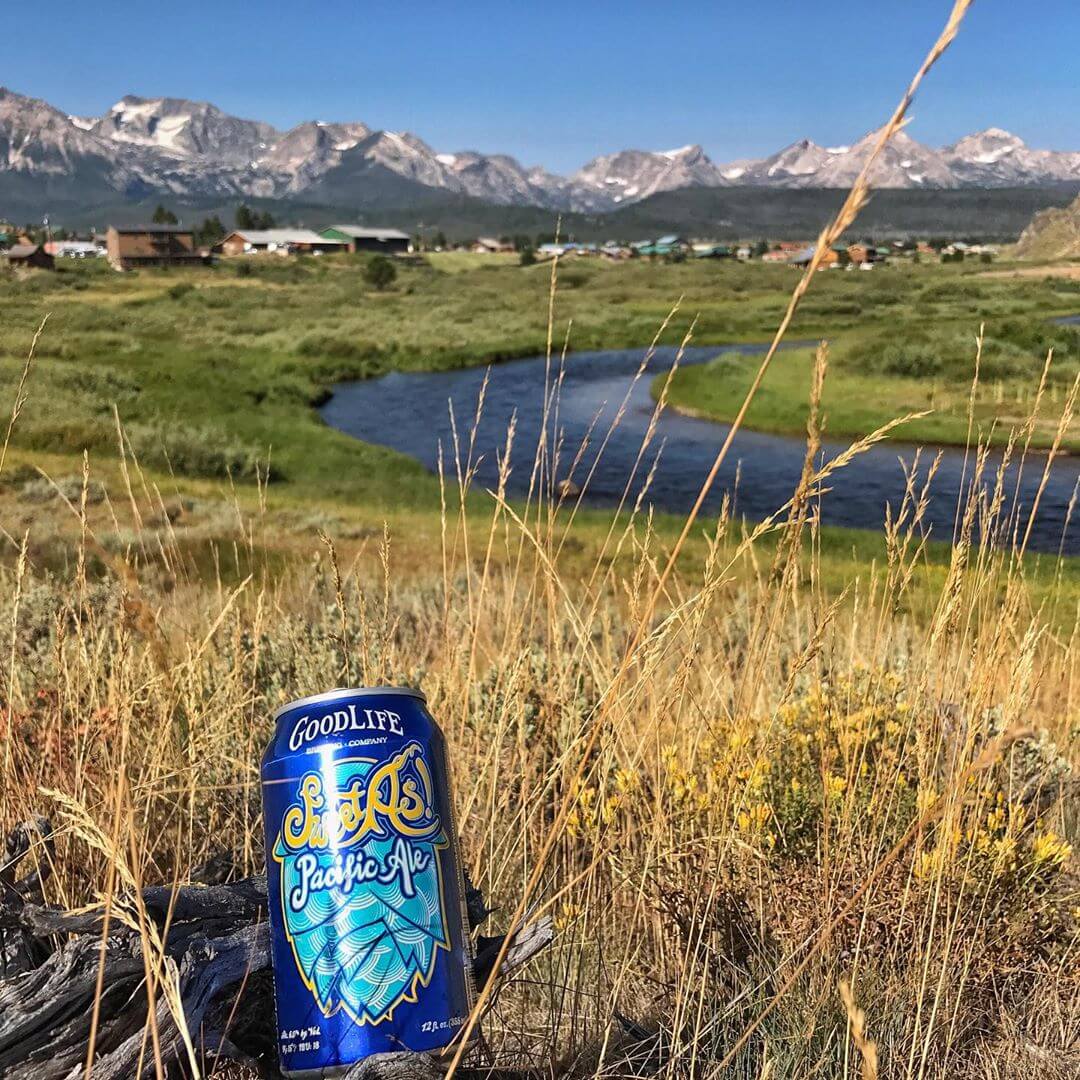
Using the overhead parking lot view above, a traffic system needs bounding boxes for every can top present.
[272,685,426,722]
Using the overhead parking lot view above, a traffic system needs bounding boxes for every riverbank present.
[320,343,1080,553]
[652,319,1080,452]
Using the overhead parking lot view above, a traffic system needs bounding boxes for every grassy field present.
[0,250,1078,1078]
[656,267,1080,450]
[3,252,1080,517]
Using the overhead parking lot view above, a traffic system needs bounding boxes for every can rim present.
[272,685,426,722]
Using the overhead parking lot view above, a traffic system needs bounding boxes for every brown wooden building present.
[106,225,204,270]
[1,244,55,271]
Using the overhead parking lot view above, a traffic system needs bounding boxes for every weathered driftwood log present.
[1,818,655,1080]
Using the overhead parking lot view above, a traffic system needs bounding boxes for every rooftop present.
[229,229,345,245]
[326,225,411,241]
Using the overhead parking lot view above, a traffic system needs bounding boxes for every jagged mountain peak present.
[572,145,727,205]
[91,94,278,165]
[1,85,1080,217]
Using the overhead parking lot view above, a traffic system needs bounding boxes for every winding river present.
[320,344,1080,555]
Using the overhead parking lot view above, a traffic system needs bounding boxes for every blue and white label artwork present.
[272,742,450,1025]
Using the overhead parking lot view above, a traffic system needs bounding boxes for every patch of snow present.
[624,185,639,197]
[110,99,161,120]
[723,167,745,179]
[436,153,457,165]
[68,115,95,131]
[826,145,849,154]
[335,140,360,151]
[908,172,925,183]
[154,114,190,150]
[661,145,694,159]
[900,159,913,168]
[767,164,780,176]
[974,146,1015,163]
[603,176,627,186]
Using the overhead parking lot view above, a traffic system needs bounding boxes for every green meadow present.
[3,252,1080,510]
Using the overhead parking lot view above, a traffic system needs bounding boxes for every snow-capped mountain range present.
[4,86,1080,215]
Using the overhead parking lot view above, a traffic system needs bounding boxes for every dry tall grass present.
[2,3,1078,1077]
[0,352,1076,1078]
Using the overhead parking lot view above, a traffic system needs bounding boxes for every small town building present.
[218,229,347,256]
[45,239,104,258]
[106,226,203,270]
[472,237,515,254]
[761,240,808,263]
[789,245,840,269]
[1,244,54,271]
[693,244,734,259]
[633,234,692,257]
[319,226,411,254]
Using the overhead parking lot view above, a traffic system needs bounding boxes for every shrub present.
[363,255,397,291]
[559,270,589,289]
[295,333,379,362]
[127,421,281,481]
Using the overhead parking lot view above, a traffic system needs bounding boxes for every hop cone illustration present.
[275,755,450,1024]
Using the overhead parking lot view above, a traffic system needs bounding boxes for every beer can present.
[261,686,475,1078]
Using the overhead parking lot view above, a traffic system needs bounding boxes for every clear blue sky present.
[6,1,1078,171]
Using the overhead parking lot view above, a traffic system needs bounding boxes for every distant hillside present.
[1015,192,1080,259]
[51,184,1080,245]
[43,193,606,240]
[606,184,1080,242]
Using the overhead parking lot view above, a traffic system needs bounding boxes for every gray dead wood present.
[0,819,589,1080]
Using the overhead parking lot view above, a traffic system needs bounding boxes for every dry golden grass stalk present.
[839,978,879,1080]
[0,314,48,478]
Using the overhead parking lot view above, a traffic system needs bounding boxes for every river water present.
[320,344,1080,555]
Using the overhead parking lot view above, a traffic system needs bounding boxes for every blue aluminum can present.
[262,686,475,1078]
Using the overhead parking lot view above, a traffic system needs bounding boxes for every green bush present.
[363,255,397,291]
[295,333,381,362]
[844,320,1080,382]
[127,421,281,481]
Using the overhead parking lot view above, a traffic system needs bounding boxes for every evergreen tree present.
[152,204,178,225]
[195,215,226,247]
